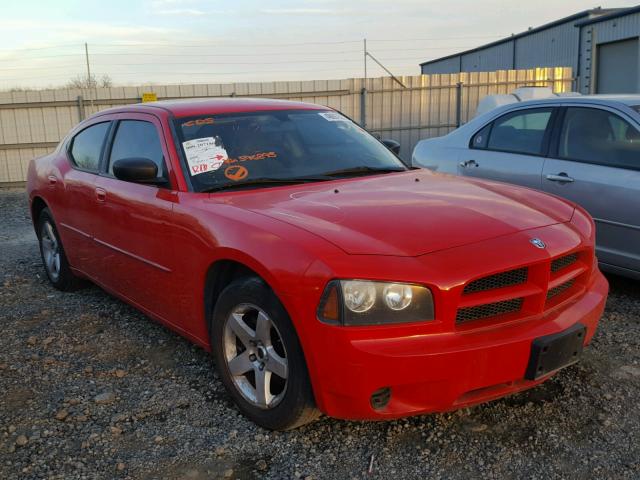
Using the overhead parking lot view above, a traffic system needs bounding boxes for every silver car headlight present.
[318,280,434,326]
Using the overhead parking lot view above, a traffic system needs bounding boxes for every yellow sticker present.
[141,92,158,103]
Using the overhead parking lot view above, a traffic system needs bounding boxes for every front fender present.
[171,193,344,343]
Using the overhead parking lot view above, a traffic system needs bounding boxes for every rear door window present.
[108,120,165,177]
[69,122,110,172]
[487,108,553,155]
[558,107,640,170]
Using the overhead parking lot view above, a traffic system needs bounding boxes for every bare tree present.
[7,87,36,92]
[66,74,113,89]
[99,74,113,88]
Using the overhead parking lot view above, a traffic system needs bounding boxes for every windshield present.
[174,109,407,192]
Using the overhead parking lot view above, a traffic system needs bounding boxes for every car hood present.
[218,170,575,256]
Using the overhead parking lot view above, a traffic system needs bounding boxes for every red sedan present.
[27,99,608,430]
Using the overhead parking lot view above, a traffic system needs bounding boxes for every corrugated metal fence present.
[0,67,572,183]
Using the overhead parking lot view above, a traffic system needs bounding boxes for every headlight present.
[342,280,377,312]
[383,283,413,310]
[318,280,434,326]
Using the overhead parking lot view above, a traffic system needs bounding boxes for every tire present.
[210,277,320,430]
[37,208,85,291]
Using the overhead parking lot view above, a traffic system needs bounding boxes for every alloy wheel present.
[223,303,288,409]
[40,221,61,282]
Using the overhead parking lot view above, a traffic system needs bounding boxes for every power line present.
[0,53,444,71]
[92,55,433,66]
[1,65,83,70]
[0,74,85,82]
[90,39,363,48]
[367,35,507,43]
[0,43,81,52]
[1,46,477,62]
[0,51,361,61]
[86,46,484,55]
[87,35,505,48]
[359,46,475,53]
[0,33,506,56]
[89,65,421,76]
[0,35,503,86]
[0,54,86,60]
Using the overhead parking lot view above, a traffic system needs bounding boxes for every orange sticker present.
[238,151,277,162]
[223,151,277,165]
[225,165,248,181]
[182,118,214,127]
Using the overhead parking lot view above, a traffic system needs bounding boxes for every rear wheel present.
[211,277,320,430]
[37,208,85,291]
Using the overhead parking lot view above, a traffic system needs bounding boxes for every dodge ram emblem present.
[530,238,546,249]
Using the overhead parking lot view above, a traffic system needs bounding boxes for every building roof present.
[419,7,622,67]
[576,4,640,26]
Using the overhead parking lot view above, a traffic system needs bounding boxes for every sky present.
[1,0,639,89]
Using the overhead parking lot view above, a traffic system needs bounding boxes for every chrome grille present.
[551,253,578,273]
[463,267,528,294]
[456,298,523,324]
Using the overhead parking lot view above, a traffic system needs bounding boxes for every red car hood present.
[220,170,575,257]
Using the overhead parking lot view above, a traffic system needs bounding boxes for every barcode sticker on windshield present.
[182,137,228,176]
[319,111,348,122]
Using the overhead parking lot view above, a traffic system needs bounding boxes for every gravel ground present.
[1,187,639,480]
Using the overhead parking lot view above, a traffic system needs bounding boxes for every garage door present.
[596,38,639,94]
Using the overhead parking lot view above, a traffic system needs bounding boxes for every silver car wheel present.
[223,303,288,409]
[40,221,61,282]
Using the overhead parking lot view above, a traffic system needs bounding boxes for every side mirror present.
[113,158,163,185]
[381,139,401,155]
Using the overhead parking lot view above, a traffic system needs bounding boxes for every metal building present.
[419,6,640,94]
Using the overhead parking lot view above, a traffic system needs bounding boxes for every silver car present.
[412,95,640,279]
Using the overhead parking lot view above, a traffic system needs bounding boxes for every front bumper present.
[289,269,607,420]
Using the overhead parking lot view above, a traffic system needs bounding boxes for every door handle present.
[459,159,479,168]
[545,173,574,183]
[95,187,106,202]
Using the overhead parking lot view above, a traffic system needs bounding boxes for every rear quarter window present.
[470,123,491,149]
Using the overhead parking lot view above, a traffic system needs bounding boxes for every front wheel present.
[211,277,320,430]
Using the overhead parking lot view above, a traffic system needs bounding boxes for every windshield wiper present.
[203,176,332,193]
[203,167,406,193]
[321,166,407,177]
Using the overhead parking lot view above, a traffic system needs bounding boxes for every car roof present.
[465,94,640,127]
[96,97,329,118]
[510,94,640,108]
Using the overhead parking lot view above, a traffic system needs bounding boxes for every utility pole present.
[361,38,368,129]
[84,42,94,107]
[84,43,91,86]
[363,38,367,80]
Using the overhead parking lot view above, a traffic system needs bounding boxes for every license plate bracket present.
[525,323,586,380]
